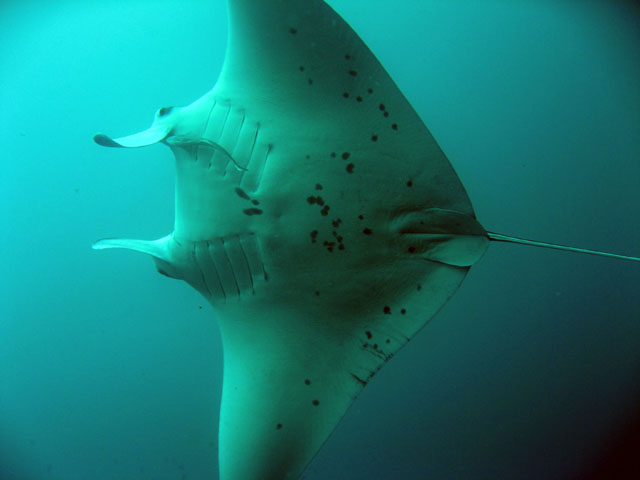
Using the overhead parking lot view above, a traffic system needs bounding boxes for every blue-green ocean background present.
[2,1,639,479]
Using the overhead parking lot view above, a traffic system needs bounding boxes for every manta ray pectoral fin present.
[92,235,181,278]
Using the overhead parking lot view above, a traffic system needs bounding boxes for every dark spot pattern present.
[371,134,378,142]
[323,240,336,252]
[341,152,350,160]
[367,88,373,94]
[356,96,363,102]
[363,227,372,235]
[299,66,305,72]
[346,163,354,173]
[407,180,413,187]
[408,246,416,253]
[276,424,283,430]
[417,284,422,291]
[310,230,318,243]
[343,92,349,98]
[383,111,389,118]
[332,218,342,228]
[348,70,358,76]
[158,106,173,117]
[345,54,352,60]
[365,331,372,339]
[289,27,297,34]
[235,187,250,200]
[401,308,407,315]
[386,339,390,344]
[358,214,364,220]
[316,184,323,190]
[243,208,263,216]
[308,78,313,85]
[392,123,398,130]
[330,152,337,158]
[383,306,391,314]
[312,400,320,406]
[320,205,330,216]
[314,291,320,296]
[305,379,311,385]
[379,103,386,111]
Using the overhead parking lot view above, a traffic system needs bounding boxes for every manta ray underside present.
[93,1,639,479]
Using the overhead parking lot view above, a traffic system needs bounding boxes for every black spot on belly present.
[289,27,298,34]
[299,65,305,72]
[342,152,350,160]
[358,214,364,220]
[312,399,320,406]
[383,306,391,314]
[407,180,413,187]
[383,111,389,118]
[330,152,337,158]
[401,308,407,315]
[320,205,330,216]
[348,70,357,76]
[243,208,263,216]
[343,92,349,98]
[367,88,373,94]
[307,196,317,205]
[362,227,372,235]
[392,123,398,130]
[235,187,250,200]
[316,184,323,190]
[365,331,372,339]
[305,379,311,385]
[276,423,283,430]
[251,199,260,205]
[408,246,416,253]
[346,163,354,173]
[379,103,386,111]
[308,78,313,85]
[345,54,352,60]
[310,230,318,243]
[371,134,378,142]
[356,96,363,102]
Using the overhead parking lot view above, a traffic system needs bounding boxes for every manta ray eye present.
[157,106,173,117]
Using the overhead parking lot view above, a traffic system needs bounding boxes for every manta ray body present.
[93,1,638,479]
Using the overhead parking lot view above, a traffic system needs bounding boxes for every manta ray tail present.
[487,232,640,262]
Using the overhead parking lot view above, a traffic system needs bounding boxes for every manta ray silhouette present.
[93,1,640,479]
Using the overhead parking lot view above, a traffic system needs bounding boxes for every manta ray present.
[93,1,639,478]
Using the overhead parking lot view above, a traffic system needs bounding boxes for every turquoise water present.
[1,1,639,479]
